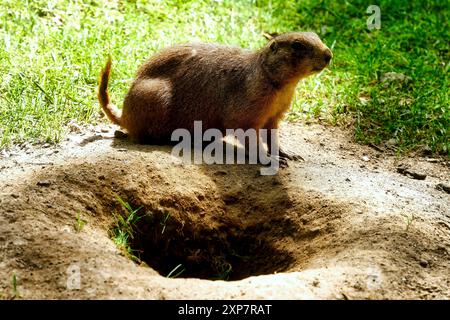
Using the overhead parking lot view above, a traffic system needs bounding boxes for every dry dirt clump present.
[0,123,449,299]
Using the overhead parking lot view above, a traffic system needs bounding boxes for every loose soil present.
[0,122,449,299]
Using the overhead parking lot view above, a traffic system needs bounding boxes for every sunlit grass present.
[284,0,449,155]
[0,0,448,155]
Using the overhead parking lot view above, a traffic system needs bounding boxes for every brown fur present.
[97,32,332,146]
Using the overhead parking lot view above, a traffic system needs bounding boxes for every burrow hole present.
[108,197,294,281]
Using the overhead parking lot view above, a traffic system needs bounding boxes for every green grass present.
[1,273,20,300]
[12,274,19,299]
[0,0,448,155]
[74,211,86,232]
[109,195,143,260]
[285,0,449,155]
[160,212,170,234]
[213,262,233,281]
[166,263,186,278]
[401,212,416,232]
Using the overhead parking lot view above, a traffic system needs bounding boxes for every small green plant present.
[0,274,20,300]
[214,263,233,281]
[160,212,171,234]
[109,195,143,261]
[12,274,19,299]
[74,212,86,233]
[402,212,416,232]
[167,264,186,278]
[113,229,130,250]
[3,274,21,300]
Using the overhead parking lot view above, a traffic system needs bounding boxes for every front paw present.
[275,155,289,168]
[262,154,288,168]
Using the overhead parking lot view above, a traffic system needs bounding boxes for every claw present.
[279,157,289,168]
[278,149,304,162]
[269,154,289,168]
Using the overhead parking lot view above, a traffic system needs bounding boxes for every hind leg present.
[121,78,173,144]
[114,130,129,140]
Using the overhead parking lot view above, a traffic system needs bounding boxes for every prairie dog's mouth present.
[312,64,327,72]
[313,49,332,72]
[313,58,331,72]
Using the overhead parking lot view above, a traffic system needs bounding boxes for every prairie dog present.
[98,32,332,159]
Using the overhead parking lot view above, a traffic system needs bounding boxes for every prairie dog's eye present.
[291,41,306,51]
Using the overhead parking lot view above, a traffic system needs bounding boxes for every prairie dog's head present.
[261,32,332,85]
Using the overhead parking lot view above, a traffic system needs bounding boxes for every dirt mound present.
[0,123,449,299]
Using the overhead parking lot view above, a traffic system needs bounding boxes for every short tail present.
[97,57,122,125]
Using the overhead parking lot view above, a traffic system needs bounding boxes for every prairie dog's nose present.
[324,48,333,64]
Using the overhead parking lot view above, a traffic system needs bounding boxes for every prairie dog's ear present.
[262,32,279,41]
[269,40,279,53]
